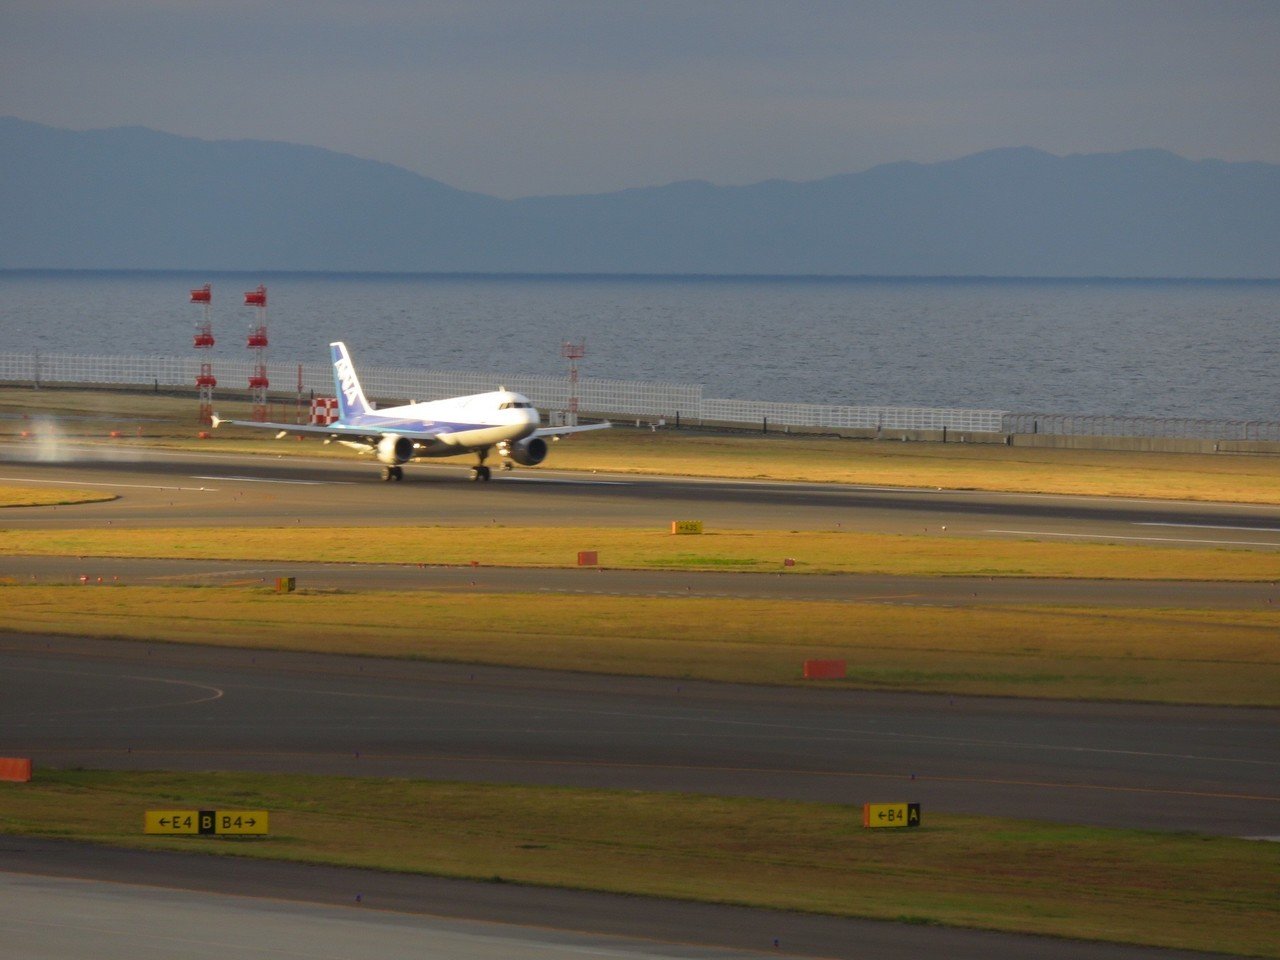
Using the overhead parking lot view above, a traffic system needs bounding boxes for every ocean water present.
[1,270,1277,421]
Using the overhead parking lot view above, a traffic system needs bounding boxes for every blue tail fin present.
[330,341,373,419]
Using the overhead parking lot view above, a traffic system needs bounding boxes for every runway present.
[3,633,1275,837]
[2,446,1278,958]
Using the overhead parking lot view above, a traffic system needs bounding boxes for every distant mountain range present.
[2,116,1278,277]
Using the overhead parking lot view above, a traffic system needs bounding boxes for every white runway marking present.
[1136,521,1280,533]
[0,475,216,492]
[988,528,1280,547]
[502,476,629,486]
[3,665,224,715]
[191,475,352,486]
[127,676,226,709]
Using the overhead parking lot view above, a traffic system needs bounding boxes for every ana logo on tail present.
[335,354,361,408]
[330,342,370,416]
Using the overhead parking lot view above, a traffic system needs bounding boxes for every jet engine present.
[498,436,548,466]
[376,434,415,464]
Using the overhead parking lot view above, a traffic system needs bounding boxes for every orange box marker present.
[802,659,846,679]
[0,758,33,782]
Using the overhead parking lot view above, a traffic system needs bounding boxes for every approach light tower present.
[190,284,216,424]
[244,284,268,421]
[561,339,586,427]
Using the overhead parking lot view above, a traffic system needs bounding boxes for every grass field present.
[2,770,1275,957]
[5,523,1280,581]
[5,585,1277,705]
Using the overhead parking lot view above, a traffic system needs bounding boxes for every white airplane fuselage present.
[340,392,540,459]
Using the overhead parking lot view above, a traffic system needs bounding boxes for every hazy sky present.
[3,1,1277,197]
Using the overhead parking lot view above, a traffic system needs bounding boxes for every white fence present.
[704,398,1006,433]
[1004,412,1280,442]
[3,351,1277,441]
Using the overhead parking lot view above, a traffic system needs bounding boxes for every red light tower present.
[244,285,268,421]
[561,340,586,427]
[190,284,216,424]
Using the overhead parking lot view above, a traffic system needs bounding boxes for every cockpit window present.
[499,401,532,410]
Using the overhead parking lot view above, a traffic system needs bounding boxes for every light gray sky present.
[3,1,1277,197]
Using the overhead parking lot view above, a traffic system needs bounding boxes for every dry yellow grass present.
[2,770,1276,956]
[0,485,117,508]
[549,428,1280,503]
[4,585,1277,704]
[4,523,1278,580]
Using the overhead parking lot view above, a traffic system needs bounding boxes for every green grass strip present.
[2,770,1276,956]
[4,585,1278,705]
[4,524,1280,580]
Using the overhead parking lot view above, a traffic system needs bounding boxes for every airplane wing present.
[213,414,609,458]
[214,414,608,443]
[214,415,341,437]
[532,422,611,439]
[210,415,443,445]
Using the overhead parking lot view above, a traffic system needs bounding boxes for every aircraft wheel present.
[392,466,404,481]
[381,466,395,482]
[473,465,492,482]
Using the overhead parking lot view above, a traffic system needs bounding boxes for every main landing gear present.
[470,448,492,482]
[381,465,404,482]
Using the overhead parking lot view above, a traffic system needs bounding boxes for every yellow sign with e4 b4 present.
[144,810,269,836]
[862,802,921,828]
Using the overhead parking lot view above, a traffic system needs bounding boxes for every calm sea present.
[1,271,1277,421]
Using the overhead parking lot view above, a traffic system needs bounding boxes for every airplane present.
[212,341,609,482]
